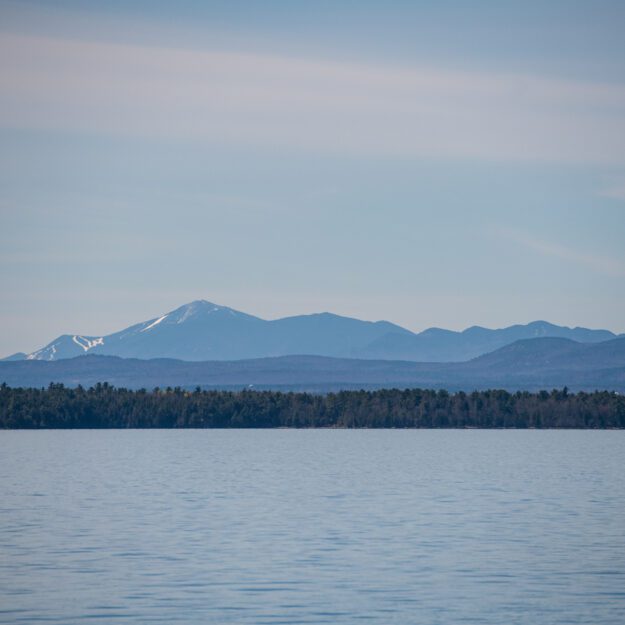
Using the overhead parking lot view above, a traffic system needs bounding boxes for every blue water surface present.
[1,429,624,624]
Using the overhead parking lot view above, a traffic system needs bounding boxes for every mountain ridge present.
[3,300,621,364]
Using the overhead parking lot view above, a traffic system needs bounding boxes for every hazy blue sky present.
[1,0,624,355]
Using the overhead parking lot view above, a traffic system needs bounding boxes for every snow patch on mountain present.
[26,342,61,361]
[141,315,168,332]
[72,336,104,352]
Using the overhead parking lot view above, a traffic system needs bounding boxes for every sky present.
[1,0,624,356]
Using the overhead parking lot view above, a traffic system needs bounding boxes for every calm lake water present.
[1,430,624,624]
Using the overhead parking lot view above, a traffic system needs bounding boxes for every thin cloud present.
[497,227,625,278]
[1,33,625,164]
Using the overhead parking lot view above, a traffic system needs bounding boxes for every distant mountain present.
[354,321,617,361]
[3,300,620,363]
[462,337,625,390]
[2,337,624,393]
[14,301,410,362]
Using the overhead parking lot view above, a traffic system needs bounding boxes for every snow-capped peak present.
[170,300,228,324]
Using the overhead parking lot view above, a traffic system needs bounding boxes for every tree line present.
[1,383,623,428]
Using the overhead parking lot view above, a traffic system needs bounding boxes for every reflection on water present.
[1,429,624,624]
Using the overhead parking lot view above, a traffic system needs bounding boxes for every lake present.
[1,430,624,624]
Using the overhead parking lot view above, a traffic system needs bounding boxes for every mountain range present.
[3,300,621,363]
[2,337,624,392]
